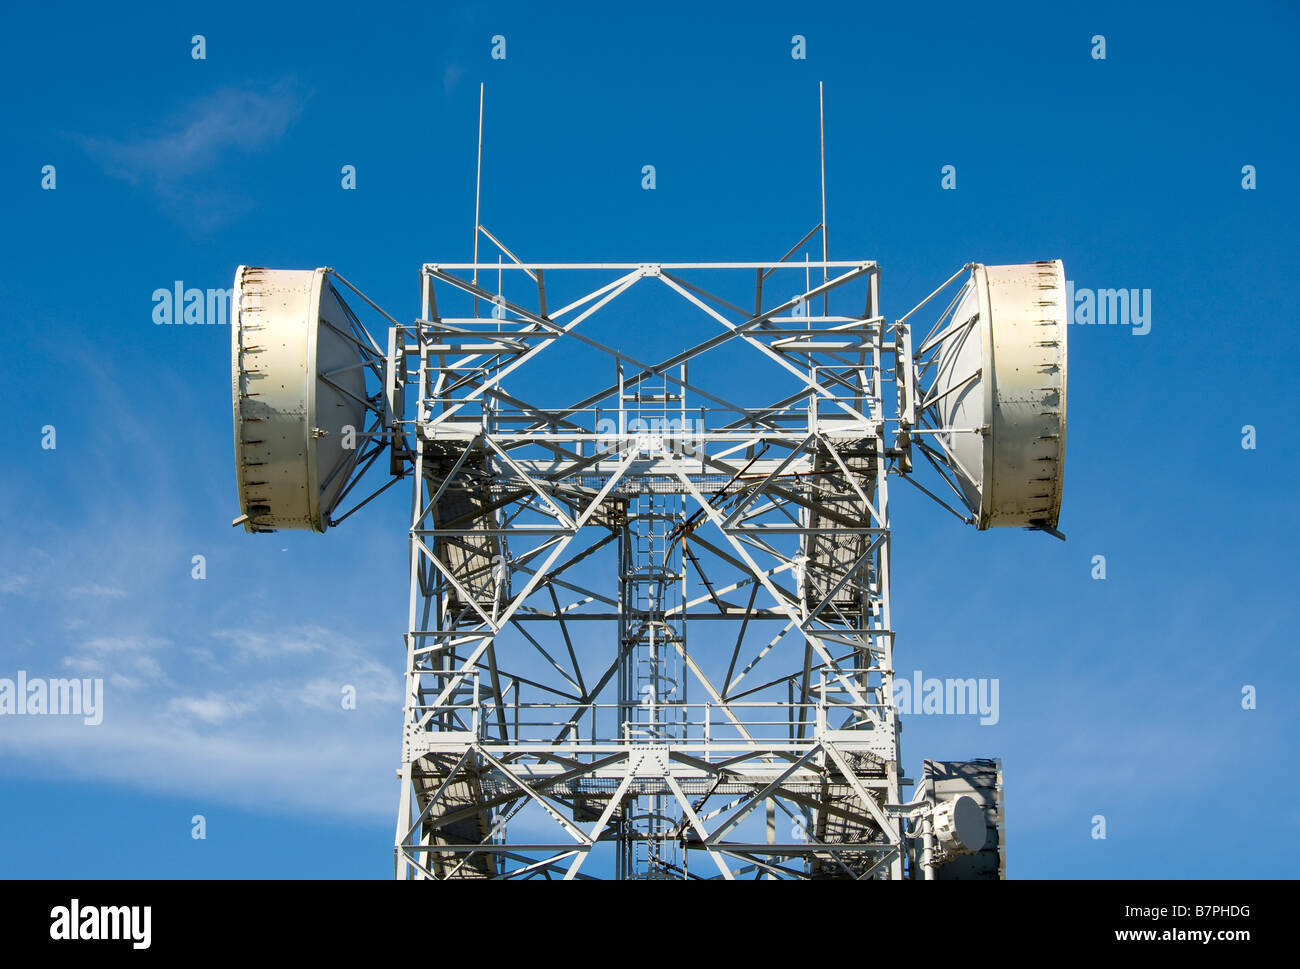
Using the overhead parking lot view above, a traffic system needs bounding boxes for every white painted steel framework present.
[385,254,963,880]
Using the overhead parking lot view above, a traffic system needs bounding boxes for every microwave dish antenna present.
[230,265,395,533]
[896,260,1068,535]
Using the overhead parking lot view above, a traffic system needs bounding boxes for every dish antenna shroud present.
[231,266,392,533]
[903,260,1068,532]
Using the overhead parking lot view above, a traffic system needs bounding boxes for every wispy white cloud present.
[0,336,401,824]
[0,712,395,820]
[212,626,327,663]
[443,64,465,95]
[8,618,400,817]
[68,583,128,599]
[165,692,257,726]
[61,635,171,692]
[78,78,307,226]
[0,574,31,595]
[83,79,304,183]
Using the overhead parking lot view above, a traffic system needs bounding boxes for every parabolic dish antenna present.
[913,261,1068,531]
[231,266,373,533]
[933,793,988,855]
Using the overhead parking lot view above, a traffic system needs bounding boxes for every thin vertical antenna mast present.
[819,81,828,315]
[473,82,485,317]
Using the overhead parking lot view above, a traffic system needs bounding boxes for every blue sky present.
[1,0,1297,878]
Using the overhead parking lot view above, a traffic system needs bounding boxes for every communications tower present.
[229,249,1065,879]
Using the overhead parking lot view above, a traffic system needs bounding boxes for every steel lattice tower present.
[392,258,919,880]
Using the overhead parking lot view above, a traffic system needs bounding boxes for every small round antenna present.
[934,794,988,855]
